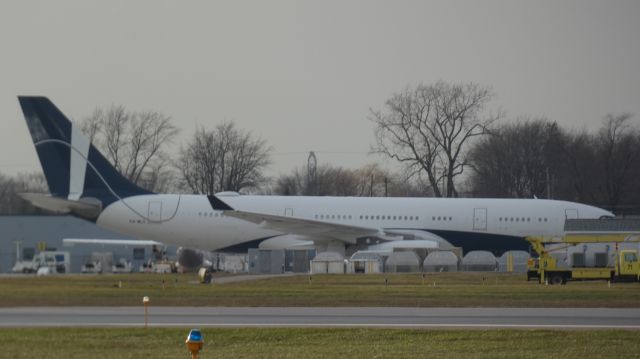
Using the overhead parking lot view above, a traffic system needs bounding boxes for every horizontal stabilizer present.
[19,193,102,218]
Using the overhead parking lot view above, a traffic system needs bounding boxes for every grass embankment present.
[1,272,639,307]
[0,328,638,359]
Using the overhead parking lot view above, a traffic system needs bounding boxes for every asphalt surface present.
[0,307,639,329]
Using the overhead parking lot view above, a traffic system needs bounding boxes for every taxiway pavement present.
[0,307,639,329]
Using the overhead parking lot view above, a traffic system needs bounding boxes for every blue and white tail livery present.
[18,96,149,212]
[18,96,614,254]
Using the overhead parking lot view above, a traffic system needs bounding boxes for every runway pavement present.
[0,307,639,329]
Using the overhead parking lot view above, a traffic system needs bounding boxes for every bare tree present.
[595,113,639,209]
[0,171,48,214]
[274,171,303,196]
[273,164,358,196]
[177,121,271,194]
[273,162,426,197]
[560,130,600,203]
[81,105,179,192]
[468,118,564,198]
[371,81,499,197]
[466,113,640,214]
[352,163,426,197]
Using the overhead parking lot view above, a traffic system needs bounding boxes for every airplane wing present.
[63,238,164,247]
[209,195,447,245]
[223,210,380,244]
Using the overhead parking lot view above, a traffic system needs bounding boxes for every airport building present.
[0,215,172,273]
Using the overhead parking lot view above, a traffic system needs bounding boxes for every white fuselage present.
[96,194,612,251]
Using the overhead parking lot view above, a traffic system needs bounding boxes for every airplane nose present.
[599,208,615,219]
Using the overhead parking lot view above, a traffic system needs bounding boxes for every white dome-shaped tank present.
[385,251,421,272]
[311,252,345,274]
[423,251,459,272]
[462,251,497,271]
[349,252,384,274]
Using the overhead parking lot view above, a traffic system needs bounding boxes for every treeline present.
[468,114,640,213]
[0,173,48,214]
[270,163,426,197]
[1,81,638,215]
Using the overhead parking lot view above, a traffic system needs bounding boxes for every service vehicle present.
[12,251,70,274]
[526,234,640,285]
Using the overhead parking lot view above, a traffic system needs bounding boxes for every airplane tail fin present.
[17,96,151,209]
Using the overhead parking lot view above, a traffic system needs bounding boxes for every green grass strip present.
[0,328,638,359]
[1,273,639,307]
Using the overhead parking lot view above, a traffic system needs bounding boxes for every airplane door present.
[565,208,578,219]
[284,208,294,217]
[473,208,487,231]
[148,201,162,222]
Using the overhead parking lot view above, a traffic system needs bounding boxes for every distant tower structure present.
[307,151,317,196]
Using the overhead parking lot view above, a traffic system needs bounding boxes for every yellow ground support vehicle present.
[526,234,640,285]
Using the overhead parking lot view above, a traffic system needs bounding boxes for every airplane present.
[16,96,614,261]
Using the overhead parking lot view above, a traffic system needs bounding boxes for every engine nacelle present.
[177,247,210,271]
[258,234,315,250]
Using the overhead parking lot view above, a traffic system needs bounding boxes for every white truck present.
[12,251,70,274]
[112,258,133,274]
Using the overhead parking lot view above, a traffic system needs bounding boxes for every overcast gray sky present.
[1,0,639,178]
